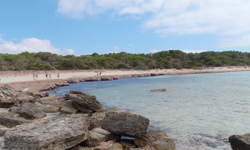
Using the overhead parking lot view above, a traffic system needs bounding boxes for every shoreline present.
[0,66,249,93]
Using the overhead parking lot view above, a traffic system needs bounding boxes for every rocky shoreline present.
[0,72,248,150]
[0,73,177,150]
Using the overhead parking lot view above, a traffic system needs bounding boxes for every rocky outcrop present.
[0,84,17,108]
[68,78,80,83]
[0,114,31,128]
[65,90,105,113]
[102,112,149,138]
[85,128,114,147]
[15,91,38,103]
[4,114,90,150]
[59,100,78,114]
[0,127,9,136]
[18,103,47,119]
[229,133,250,150]
[150,88,166,92]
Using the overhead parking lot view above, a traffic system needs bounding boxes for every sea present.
[48,71,250,150]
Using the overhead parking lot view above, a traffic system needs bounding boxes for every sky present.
[1,0,250,56]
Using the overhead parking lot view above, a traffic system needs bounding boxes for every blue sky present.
[1,0,250,55]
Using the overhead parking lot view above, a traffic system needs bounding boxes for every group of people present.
[33,72,60,80]
[96,71,102,76]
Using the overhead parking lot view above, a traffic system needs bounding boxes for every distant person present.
[33,73,35,80]
[99,72,101,76]
[57,72,60,78]
[45,71,48,79]
[36,73,39,80]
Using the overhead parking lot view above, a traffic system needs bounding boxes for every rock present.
[0,84,16,108]
[120,139,135,149]
[146,131,175,150]
[101,77,113,81]
[59,101,78,114]
[85,78,101,82]
[102,112,149,138]
[85,128,114,147]
[39,99,63,106]
[15,91,38,104]
[134,137,148,147]
[229,133,250,150]
[18,103,46,119]
[89,108,126,130]
[150,88,166,92]
[112,143,123,150]
[0,137,4,149]
[0,115,31,128]
[4,114,90,150]
[33,91,49,98]
[65,90,105,113]
[68,78,80,83]
[0,127,9,136]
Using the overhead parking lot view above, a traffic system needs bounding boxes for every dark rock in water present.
[65,90,105,113]
[102,112,149,138]
[229,133,250,150]
[85,128,114,147]
[0,114,31,128]
[4,114,90,150]
[146,131,175,150]
[101,77,113,81]
[0,84,17,108]
[150,88,166,92]
[59,100,78,114]
[18,103,46,119]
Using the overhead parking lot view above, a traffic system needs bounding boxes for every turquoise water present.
[49,71,250,150]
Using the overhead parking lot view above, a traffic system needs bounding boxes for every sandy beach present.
[0,66,250,84]
[0,66,249,93]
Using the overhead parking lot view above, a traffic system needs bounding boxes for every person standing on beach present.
[36,73,38,80]
[57,72,60,78]
[33,73,36,80]
[45,71,48,79]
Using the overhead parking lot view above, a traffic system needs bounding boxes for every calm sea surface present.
[49,71,250,150]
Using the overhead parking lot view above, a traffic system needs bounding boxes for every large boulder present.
[65,90,105,113]
[85,128,114,147]
[4,114,90,150]
[102,112,149,138]
[229,133,250,150]
[0,84,17,108]
[18,103,46,119]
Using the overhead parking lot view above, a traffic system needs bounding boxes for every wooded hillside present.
[1,50,250,71]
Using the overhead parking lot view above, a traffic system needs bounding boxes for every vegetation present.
[1,50,250,71]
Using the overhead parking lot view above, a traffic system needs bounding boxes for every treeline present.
[0,50,250,71]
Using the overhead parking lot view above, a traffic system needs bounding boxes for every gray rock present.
[0,127,9,136]
[59,101,78,114]
[34,91,49,98]
[146,131,176,150]
[4,114,90,150]
[229,133,250,150]
[0,115,31,128]
[102,112,149,138]
[86,128,114,147]
[39,99,62,106]
[150,88,166,92]
[65,90,105,113]
[18,103,46,119]
[0,84,16,108]
[15,91,38,103]
[68,79,80,83]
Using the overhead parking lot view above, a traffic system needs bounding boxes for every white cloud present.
[128,44,133,47]
[65,49,75,54]
[113,46,120,50]
[57,0,250,48]
[0,36,74,55]
[148,49,161,53]
[181,49,206,53]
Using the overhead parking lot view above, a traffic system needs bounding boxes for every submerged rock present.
[146,131,176,150]
[4,114,90,150]
[150,88,166,92]
[229,133,250,150]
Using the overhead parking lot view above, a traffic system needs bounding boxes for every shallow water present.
[49,71,250,150]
